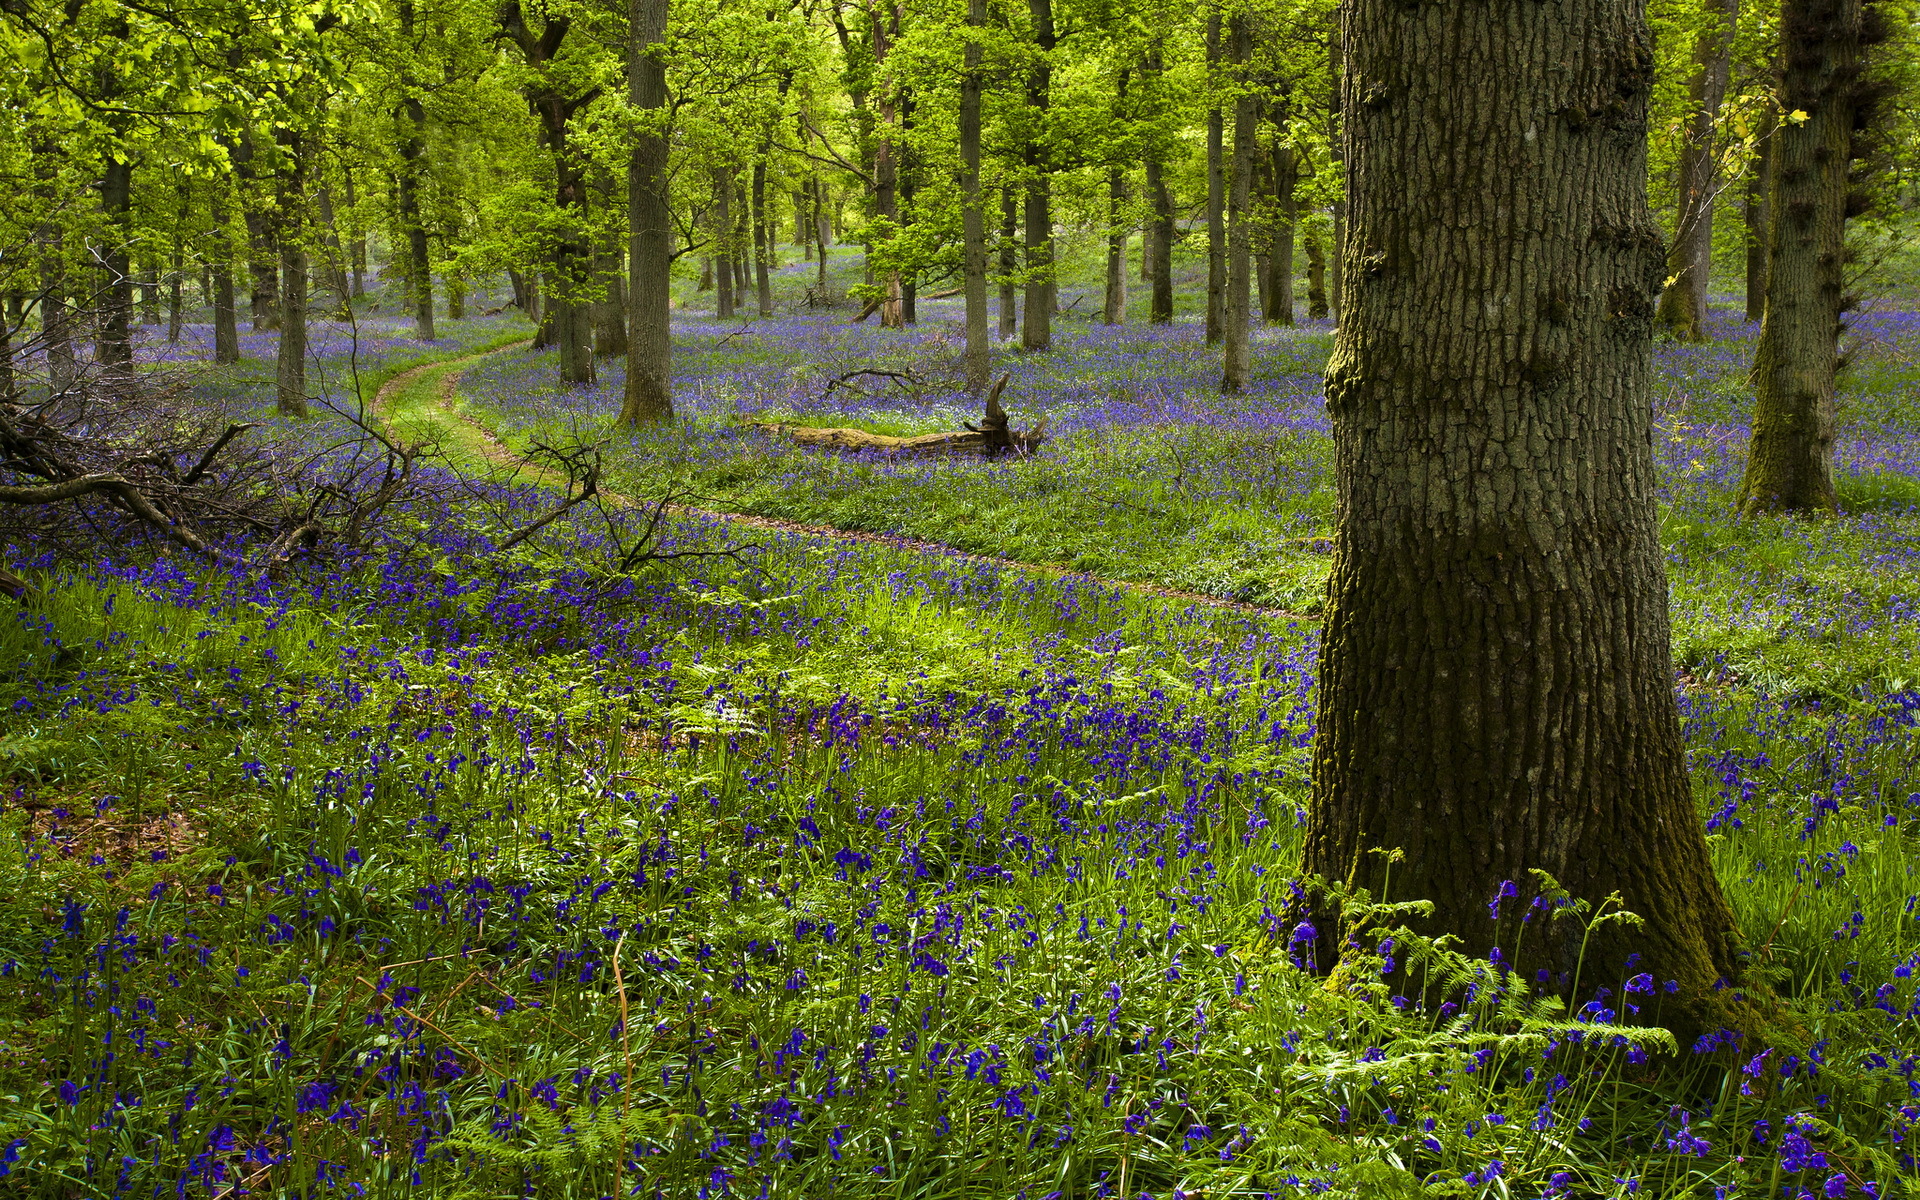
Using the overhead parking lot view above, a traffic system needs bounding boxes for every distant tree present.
[1654,0,1740,343]
[1304,0,1752,1040]
[1738,0,1888,513]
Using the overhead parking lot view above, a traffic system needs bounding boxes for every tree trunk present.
[1739,0,1867,514]
[275,133,309,418]
[315,186,352,317]
[715,173,735,318]
[1145,68,1175,327]
[814,175,831,288]
[238,137,280,334]
[1329,28,1345,318]
[167,184,187,343]
[621,0,672,426]
[873,6,904,329]
[1104,166,1128,325]
[1219,15,1253,394]
[595,210,629,357]
[1743,100,1774,323]
[1266,138,1297,326]
[96,155,135,369]
[344,169,367,298]
[208,165,241,364]
[1306,0,1750,1044]
[753,160,774,317]
[959,0,991,391]
[1021,0,1056,351]
[1306,224,1329,318]
[398,0,436,341]
[1654,0,1739,342]
[998,186,1019,340]
[1205,9,1225,346]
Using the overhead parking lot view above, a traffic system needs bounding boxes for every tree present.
[621,0,673,426]
[1303,0,1751,1041]
[958,0,991,390]
[1654,0,1739,342]
[1737,0,1883,513]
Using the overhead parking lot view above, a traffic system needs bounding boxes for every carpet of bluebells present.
[1,265,1919,1200]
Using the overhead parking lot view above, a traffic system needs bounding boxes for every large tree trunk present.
[1021,0,1056,352]
[997,186,1019,340]
[1654,0,1738,342]
[621,0,672,426]
[959,0,991,391]
[1305,0,1749,1043]
[1205,10,1225,346]
[1219,16,1254,394]
[1739,0,1868,514]
[1743,100,1774,323]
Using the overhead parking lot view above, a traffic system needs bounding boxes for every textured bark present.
[753,161,774,318]
[621,0,672,426]
[997,186,1019,340]
[1743,101,1774,322]
[1219,16,1253,394]
[1654,0,1739,342]
[1328,30,1345,318]
[1204,10,1225,345]
[595,208,629,357]
[715,173,736,319]
[1738,0,1865,514]
[1265,136,1297,326]
[275,132,309,418]
[96,155,135,369]
[1104,166,1128,325]
[1307,0,1750,1043]
[1147,156,1175,325]
[959,0,991,392]
[500,0,598,384]
[1306,225,1329,318]
[398,0,436,341]
[1021,0,1056,352]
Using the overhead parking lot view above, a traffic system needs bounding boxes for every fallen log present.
[752,373,1047,458]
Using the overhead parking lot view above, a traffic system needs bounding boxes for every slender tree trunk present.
[1267,138,1297,326]
[1021,0,1056,351]
[448,269,467,319]
[1739,0,1868,514]
[873,7,904,329]
[1306,0,1750,1044]
[1104,167,1128,325]
[621,0,672,425]
[1205,10,1226,345]
[209,170,241,364]
[1655,0,1739,341]
[814,176,831,289]
[753,161,774,317]
[959,0,991,391]
[96,155,135,369]
[715,175,736,318]
[998,185,1019,340]
[1743,100,1774,323]
[1306,223,1329,318]
[398,1,436,341]
[595,199,629,356]
[275,132,309,418]
[1146,84,1175,327]
[1329,28,1345,318]
[315,185,352,317]
[1220,15,1254,393]
[167,184,187,343]
[344,169,367,298]
[733,183,752,296]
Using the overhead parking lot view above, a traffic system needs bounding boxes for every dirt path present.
[375,342,1308,622]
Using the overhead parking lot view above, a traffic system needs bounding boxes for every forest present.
[3,0,1920,1193]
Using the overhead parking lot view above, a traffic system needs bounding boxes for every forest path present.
[373,340,1306,622]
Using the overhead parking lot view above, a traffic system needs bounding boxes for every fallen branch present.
[756,373,1046,459]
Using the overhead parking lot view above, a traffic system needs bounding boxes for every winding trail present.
[374,341,1307,622]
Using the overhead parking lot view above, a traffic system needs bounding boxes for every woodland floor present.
[1,249,1918,1197]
